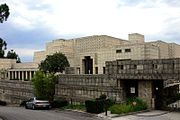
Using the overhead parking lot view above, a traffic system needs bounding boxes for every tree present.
[6,49,21,63]
[32,71,58,102]
[0,38,7,58]
[0,3,10,23]
[39,53,70,73]
[0,3,9,57]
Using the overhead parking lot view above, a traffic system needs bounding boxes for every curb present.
[134,110,170,117]
[54,108,97,116]
[110,109,151,118]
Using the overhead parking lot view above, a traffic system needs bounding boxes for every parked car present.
[25,97,51,110]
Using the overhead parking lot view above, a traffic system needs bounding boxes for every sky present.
[1,0,180,62]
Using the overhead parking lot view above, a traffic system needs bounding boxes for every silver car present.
[25,97,51,110]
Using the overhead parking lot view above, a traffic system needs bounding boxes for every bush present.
[99,94,107,100]
[126,97,147,111]
[0,100,7,106]
[110,103,133,114]
[20,100,27,107]
[63,104,85,111]
[85,94,115,114]
[52,99,68,108]
[85,99,105,113]
[110,97,147,114]
[85,100,98,113]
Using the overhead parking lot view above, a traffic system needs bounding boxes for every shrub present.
[52,99,68,108]
[99,94,107,100]
[0,100,7,106]
[63,104,85,111]
[110,97,147,114]
[19,100,27,107]
[85,99,105,113]
[85,100,97,113]
[110,103,133,114]
[85,94,115,114]
[126,97,147,111]
[85,94,115,113]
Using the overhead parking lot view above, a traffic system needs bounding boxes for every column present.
[15,71,17,80]
[138,81,153,109]
[12,71,15,80]
[8,71,10,80]
[29,71,32,80]
[25,71,28,80]
[18,71,21,81]
[22,71,24,81]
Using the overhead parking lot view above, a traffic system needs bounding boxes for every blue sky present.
[1,0,180,62]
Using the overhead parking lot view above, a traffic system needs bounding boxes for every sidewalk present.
[111,110,180,120]
[134,110,169,117]
[97,110,170,120]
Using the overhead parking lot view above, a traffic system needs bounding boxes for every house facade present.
[34,33,180,75]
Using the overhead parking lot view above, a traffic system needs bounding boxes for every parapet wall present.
[56,74,122,103]
[0,80,33,104]
[106,58,180,80]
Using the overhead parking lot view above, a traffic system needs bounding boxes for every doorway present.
[83,56,93,74]
[152,80,164,109]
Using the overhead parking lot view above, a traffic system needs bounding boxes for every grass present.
[109,97,148,114]
[63,104,86,111]
[109,103,133,114]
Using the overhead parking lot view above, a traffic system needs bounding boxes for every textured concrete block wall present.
[138,81,153,108]
[55,74,122,103]
[0,80,33,104]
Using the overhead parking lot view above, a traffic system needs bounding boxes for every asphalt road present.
[0,106,103,120]
[112,110,180,120]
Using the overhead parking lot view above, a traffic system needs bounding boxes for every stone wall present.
[0,58,179,109]
[138,81,153,108]
[106,58,180,80]
[0,80,33,104]
[55,74,122,104]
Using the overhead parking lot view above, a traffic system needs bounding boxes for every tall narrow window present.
[120,65,124,70]
[103,67,106,74]
[95,67,98,74]
[77,67,80,74]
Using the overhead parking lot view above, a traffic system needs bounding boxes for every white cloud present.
[1,0,180,41]
[1,0,180,53]
[8,48,39,57]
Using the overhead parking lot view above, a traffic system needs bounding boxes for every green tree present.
[0,3,10,23]
[0,3,9,57]
[45,73,58,102]
[32,71,58,102]
[39,53,70,73]
[0,38,7,58]
[6,49,21,63]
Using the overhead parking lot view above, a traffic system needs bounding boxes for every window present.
[116,49,122,53]
[130,64,137,69]
[120,65,124,70]
[95,67,98,74]
[103,67,106,74]
[152,64,158,69]
[77,67,80,74]
[125,49,131,52]
[134,65,137,69]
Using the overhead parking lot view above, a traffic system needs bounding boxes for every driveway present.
[0,106,102,120]
[111,110,180,120]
